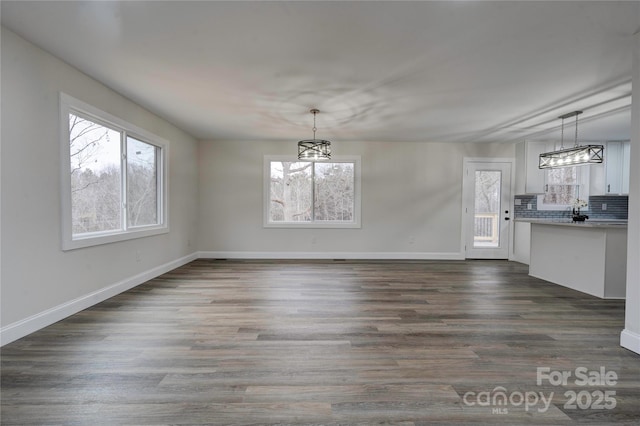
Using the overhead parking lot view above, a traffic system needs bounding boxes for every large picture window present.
[264,156,361,228]
[61,93,168,250]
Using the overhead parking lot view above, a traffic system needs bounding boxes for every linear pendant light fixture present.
[539,111,604,169]
[298,109,331,161]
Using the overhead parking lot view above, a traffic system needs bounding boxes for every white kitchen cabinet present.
[605,140,631,195]
[511,221,531,265]
[515,140,548,194]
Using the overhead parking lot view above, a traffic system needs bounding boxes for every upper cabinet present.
[518,140,631,196]
[515,140,548,194]
[604,141,631,195]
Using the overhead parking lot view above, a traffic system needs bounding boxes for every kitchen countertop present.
[514,218,628,229]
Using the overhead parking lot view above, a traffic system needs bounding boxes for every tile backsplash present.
[514,195,628,220]
[588,196,629,219]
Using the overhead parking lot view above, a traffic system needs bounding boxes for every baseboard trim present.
[0,252,198,346]
[620,329,640,355]
[198,251,465,260]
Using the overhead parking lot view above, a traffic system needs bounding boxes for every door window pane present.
[127,137,159,227]
[474,170,501,248]
[69,113,122,235]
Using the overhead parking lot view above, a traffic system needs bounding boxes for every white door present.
[463,160,512,259]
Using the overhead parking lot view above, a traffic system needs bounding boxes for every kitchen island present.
[521,219,627,299]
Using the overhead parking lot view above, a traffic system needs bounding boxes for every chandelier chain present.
[312,110,317,139]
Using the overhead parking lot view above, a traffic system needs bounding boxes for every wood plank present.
[2,259,639,424]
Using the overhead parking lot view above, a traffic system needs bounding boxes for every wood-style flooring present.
[2,259,639,425]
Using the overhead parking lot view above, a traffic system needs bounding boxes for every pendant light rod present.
[573,111,581,147]
[560,116,565,149]
[557,110,583,148]
[311,108,319,139]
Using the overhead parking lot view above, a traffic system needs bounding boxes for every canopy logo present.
[462,366,618,415]
[463,387,553,414]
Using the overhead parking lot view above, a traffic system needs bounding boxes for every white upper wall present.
[0,27,199,329]
[198,139,514,257]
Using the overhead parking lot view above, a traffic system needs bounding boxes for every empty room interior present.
[2,1,640,424]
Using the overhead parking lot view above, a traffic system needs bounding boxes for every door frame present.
[461,157,515,259]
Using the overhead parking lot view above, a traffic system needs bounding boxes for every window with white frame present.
[61,93,168,250]
[264,156,361,228]
[537,165,589,210]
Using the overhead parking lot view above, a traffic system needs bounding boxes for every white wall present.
[0,28,199,344]
[621,32,640,355]
[198,139,514,258]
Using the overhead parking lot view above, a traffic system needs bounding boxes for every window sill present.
[264,222,361,229]
[62,225,169,251]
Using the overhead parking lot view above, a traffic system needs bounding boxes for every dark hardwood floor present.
[2,259,639,424]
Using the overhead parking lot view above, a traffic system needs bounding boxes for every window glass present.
[269,161,313,222]
[314,162,354,221]
[127,137,159,227]
[69,113,122,235]
[266,158,359,227]
[543,167,579,205]
[537,165,589,211]
[473,170,501,248]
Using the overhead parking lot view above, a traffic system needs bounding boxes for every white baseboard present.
[620,329,640,355]
[0,252,198,346]
[198,251,465,260]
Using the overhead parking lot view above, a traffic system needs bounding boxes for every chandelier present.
[539,111,604,169]
[297,109,331,161]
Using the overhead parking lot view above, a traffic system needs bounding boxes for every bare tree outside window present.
[474,171,500,214]
[127,137,159,227]
[270,162,312,221]
[474,170,501,247]
[69,113,121,234]
[314,163,354,221]
[269,161,355,223]
[69,114,161,236]
[543,167,579,205]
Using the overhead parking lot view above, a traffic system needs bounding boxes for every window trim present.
[263,155,361,229]
[60,93,169,251]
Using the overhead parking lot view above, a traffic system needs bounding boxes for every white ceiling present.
[2,1,638,143]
